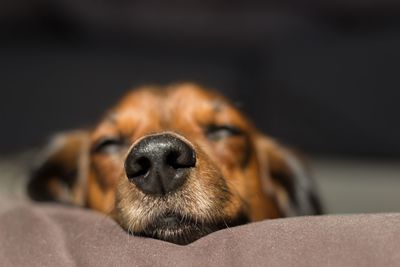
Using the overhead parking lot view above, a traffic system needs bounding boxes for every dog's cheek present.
[86,170,116,213]
[211,137,250,169]
[113,177,135,231]
[245,158,282,221]
[84,155,123,212]
[192,150,245,221]
[220,152,281,222]
[91,154,124,189]
[114,175,161,232]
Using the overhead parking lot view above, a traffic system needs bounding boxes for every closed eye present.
[205,125,244,141]
[91,137,125,154]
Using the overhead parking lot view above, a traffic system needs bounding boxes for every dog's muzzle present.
[124,133,196,195]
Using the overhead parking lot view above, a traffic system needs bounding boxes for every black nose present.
[125,133,196,195]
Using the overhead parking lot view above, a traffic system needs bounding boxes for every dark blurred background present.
[1,0,400,213]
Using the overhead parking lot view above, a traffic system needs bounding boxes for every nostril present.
[126,156,151,179]
[165,151,180,169]
[166,150,181,169]
[166,149,196,169]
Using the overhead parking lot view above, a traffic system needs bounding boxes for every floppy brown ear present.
[28,130,90,206]
[255,135,323,216]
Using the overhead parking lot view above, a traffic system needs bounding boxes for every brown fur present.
[28,83,321,245]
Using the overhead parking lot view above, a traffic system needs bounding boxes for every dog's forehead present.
[117,84,227,110]
[110,84,238,121]
[96,84,252,135]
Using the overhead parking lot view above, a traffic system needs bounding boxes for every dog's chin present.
[135,213,220,245]
[135,213,248,245]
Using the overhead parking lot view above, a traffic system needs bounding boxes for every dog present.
[28,83,322,245]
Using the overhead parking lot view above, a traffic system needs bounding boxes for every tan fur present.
[29,83,320,244]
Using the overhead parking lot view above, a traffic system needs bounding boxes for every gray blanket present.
[1,203,400,267]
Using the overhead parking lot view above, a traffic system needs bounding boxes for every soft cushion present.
[1,204,400,267]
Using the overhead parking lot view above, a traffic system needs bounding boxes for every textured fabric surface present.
[1,204,400,267]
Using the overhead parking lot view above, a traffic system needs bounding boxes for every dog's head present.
[28,83,321,245]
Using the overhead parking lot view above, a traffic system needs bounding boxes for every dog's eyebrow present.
[212,100,225,113]
[105,113,118,124]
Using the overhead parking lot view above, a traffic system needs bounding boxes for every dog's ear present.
[28,130,90,206]
[255,135,323,216]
